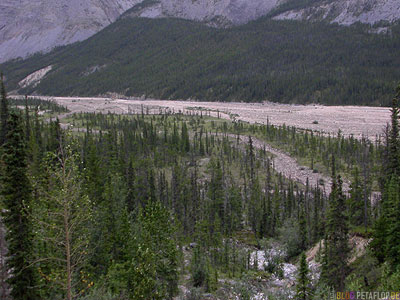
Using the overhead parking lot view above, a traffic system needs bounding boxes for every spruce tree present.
[383,175,400,269]
[347,167,364,227]
[248,136,255,183]
[249,177,262,236]
[320,157,349,291]
[180,122,190,152]
[298,205,308,252]
[84,136,104,204]
[24,96,31,143]
[0,73,9,146]
[1,112,37,299]
[372,87,400,264]
[295,252,312,300]
[208,159,225,230]
[384,92,400,268]
[387,96,400,177]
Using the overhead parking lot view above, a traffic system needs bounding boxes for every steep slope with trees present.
[2,17,400,105]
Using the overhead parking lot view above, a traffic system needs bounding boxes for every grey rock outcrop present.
[124,0,400,27]
[0,0,142,62]
[274,0,400,26]
[125,0,282,27]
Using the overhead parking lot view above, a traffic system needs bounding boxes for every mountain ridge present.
[1,0,400,63]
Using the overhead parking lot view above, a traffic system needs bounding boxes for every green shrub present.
[277,219,302,258]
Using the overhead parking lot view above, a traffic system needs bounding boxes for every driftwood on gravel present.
[16,96,390,140]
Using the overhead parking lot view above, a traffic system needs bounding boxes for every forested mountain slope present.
[1,0,400,63]
[2,17,400,105]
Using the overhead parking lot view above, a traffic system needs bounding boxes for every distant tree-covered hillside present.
[1,17,400,105]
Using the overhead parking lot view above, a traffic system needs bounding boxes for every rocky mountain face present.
[274,0,400,26]
[124,0,283,27]
[1,0,400,63]
[0,0,142,63]
[0,0,283,63]
[123,0,400,27]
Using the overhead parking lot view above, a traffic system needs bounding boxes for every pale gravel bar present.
[42,97,391,140]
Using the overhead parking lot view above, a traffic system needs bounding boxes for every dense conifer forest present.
[0,76,400,299]
[2,17,400,106]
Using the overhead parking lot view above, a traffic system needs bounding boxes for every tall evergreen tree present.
[24,96,31,142]
[84,136,104,204]
[208,159,225,230]
[180,122,190,152]
[383,175,400,269]
[387,96,400,177]
[372,86,400,263]
[298,204,308,252]
[249,177,262,236]
[321,157,349,291]
[347,167,364,227]
[0,74,9,146]
[295,252,312,300]
[1,112,37,299]
[248,136,255,183]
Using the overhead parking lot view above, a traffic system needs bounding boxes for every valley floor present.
[3,95,394,299]
[32,96,382,203]
[27,96,391,140]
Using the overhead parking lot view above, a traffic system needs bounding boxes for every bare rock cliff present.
[274,0,400,26]
[0,0,142,62]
